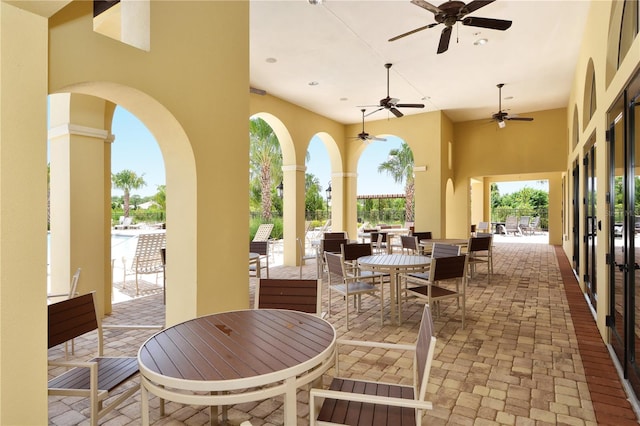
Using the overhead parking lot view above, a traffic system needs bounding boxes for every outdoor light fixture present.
[498,120,506,129]
[326,181,332,201]
[276,181,284,198]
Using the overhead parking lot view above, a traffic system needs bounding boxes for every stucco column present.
[343,171,358,240]
[0,3,48,423]
[49,94,111,317]
[413,165,442,236]
[283,164,305,266]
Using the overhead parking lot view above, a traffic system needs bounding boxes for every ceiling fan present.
[389,0,512,54]
[491,83,533,128]
[352,109,387,142]
[363,63,424,118]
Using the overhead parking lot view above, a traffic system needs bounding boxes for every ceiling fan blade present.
[396,103,425,108]
[372,136,388,142]
[390,108,404,118]
[506,117,534,121]
[463,16,512,31]
[388,23,438,42]
[364,107,384,117]
[437,26,452,54]
[461,0,495,15]
[410,0,441,14]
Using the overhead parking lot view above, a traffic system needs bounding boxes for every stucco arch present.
[605,0,625,88]
[54,81,197,324]
[251,112,295,166]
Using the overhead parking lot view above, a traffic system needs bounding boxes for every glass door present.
[584,143,597,307]
[573,161,580,273]
[608,74,640,397]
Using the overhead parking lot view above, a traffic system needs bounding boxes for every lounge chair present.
[123,233,166,296]
[502,215,521,236]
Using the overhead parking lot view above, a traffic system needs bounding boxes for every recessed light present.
[505,96,514,100]
[340,97,348,101]
[265,57,277,64]
[308,81,319,86]
[421,96,430,101]
[474,38,488,46]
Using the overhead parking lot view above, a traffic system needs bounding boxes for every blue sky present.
[111,107,545,197]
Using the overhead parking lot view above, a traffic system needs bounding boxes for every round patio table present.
[138,309,336,425]
[358,254,431,325]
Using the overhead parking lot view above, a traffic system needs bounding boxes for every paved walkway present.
[48,240,639,425]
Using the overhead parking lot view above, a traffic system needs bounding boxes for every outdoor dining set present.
[47,224,493,426]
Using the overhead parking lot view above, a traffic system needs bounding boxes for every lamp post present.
[276,181,283,199]
[326,181,332,220]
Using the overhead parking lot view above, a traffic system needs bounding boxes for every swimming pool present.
[47,233,140,265]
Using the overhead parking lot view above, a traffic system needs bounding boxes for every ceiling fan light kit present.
[490,83,534,128]
[389,0,512,54]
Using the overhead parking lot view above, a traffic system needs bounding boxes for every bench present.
[48,292,162,426]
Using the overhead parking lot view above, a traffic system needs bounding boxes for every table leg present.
[141,380,150,426]
[389,271,397,325]
[284,376,297,425]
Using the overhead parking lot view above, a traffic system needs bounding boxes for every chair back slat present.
[249,240,269,256]
[324,232,347,240]
[322,238,347,254]
[400,236,419,253]
[468,236,491,252]
[325,252,345,278]
[48,292,98,349]
[256,278,321,314]
[415,305,437,400]
[411,231,432,241]
[341,242,372,261]
[431,254,467,281]
[431,243,461,258]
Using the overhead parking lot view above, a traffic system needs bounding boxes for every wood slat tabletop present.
[138,309,335,388]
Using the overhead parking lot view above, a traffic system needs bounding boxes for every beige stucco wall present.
[47,1,250,325]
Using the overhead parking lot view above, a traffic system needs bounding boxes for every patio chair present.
[114,216,133,230]
[297,237,317,278]
[324,231,347,239]
[404,254,468,328]
[519,216,531,232]
[401,243,461,304]
[309,304,436,426]
[249,240,270,279]
[467,234,493,282]
[252,223,274,242]
[255,278,323,316]
[524,216,541,235]
[341,242,388,282]
[370,231,389,254]
[48,292,162,426]
[324,252,383,329]
[502,215,521,236]
[123,233,166,296]
[47,267,82,358]
[411,231,432,255]
[476,221,491,234]
[400,235,420,254]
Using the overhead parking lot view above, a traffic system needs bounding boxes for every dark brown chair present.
[411,231,432,255]
[400,235,420,254]
[324,231,347,239]
[370,231,388,254]
[249,240,269,278]
[255,278,323,316]
[310,304,436,425]
[404,254,468,328]
[48,292,162,426]
[325,252,383,329]
[467,234,493,282]
[341,242,388,281]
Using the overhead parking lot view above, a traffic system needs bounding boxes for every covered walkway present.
[48,241,638,425]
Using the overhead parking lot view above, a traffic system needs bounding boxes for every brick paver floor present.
[48,242,639,425]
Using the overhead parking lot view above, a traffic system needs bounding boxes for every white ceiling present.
[250,0,591,125]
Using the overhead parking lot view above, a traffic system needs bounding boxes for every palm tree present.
[377,142,415,222]
[112,169,146,218]
[250,117,282,221]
